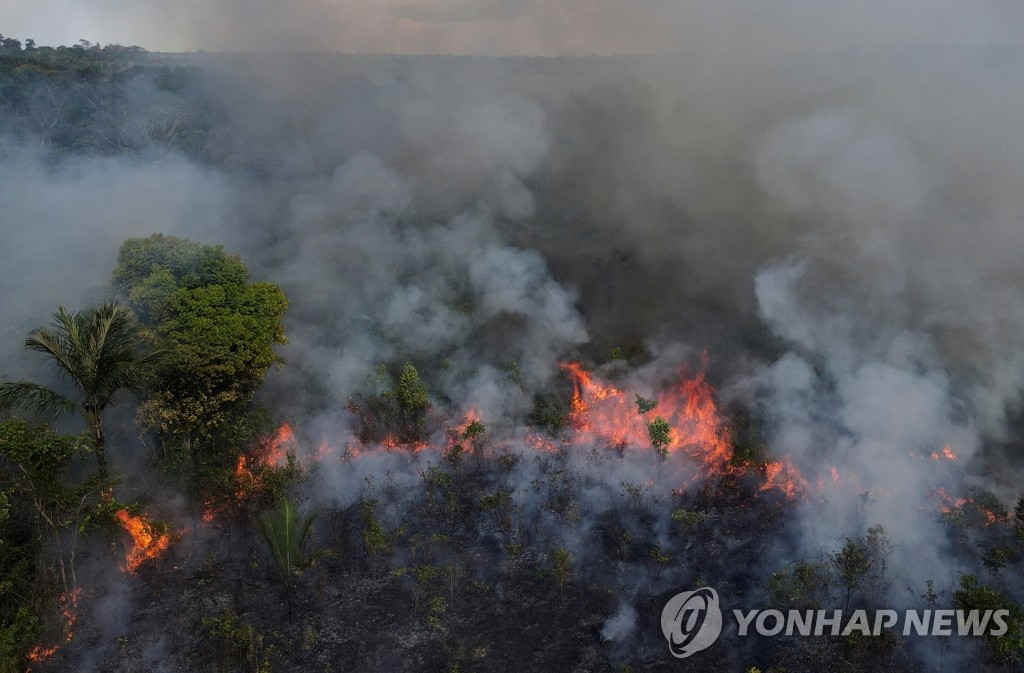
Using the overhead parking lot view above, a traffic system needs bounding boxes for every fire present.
[457,407,481,435]
[525,432,559,452]
[115,510,171,574]
[263,422,295,467]
[231,423,298,497]
[930,445,957,461]
[25,588,81,670]
[931,487,1011,526]
[760,461,808,500]
[559,361,805,498]
[561,361,723,463]
[201,499,220,524]
[933,487,969,513]
[381,433,426,452]
[560,362,621,427]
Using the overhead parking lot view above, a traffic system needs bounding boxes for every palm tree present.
[0,302,159,480]
[257,497,322,617]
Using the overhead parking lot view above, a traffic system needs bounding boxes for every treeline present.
[0,33,216,156]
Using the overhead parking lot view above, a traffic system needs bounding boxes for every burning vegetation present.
[24,589,80,671]
[114,510,172,574]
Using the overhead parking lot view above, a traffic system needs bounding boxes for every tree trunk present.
[87,407,108,481]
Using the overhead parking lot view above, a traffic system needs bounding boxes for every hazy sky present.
[3,0,1024,55]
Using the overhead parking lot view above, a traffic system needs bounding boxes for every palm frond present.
[25,325,82,386]
[0,382,80,418]
[257,498,319,581]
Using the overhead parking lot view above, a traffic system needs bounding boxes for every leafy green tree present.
[953,574,1024,663]
[396,363,428,414]
[111,234,287,481]
[647,416,671,460]
[527,391,570,435]
[0,303,158,480]
[635,394,657,414]
[829,525,891,611]
[112,234,249,323]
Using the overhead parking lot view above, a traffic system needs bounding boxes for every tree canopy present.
[112,234,288,476]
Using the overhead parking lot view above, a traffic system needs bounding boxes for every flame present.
[930,445,957,461]
[25,588,81,670]
[457,407,481,434]
[933,487,970,513]
[760,461,808,500]
[232,424,297,497]
[931,487,1010,526]
[525,432,559,452]
[201,498,220,524]
[263,423,295,467]
[115,510,171,574]
[559,361,805,498]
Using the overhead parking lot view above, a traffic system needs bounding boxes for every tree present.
[350,362,433,445]
[550,546,573,597]
[112,234,287,481]
[256,497,321,618]
[953,574,1024,663]
[0,303,158,480]
[0,420,82,671]
[648,416,671,460]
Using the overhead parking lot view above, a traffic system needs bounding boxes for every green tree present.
[953,574,1024,663]
[0,420,83,672]
[394,362,430,441]
[112,234,287,481]
[647,416,671,460]
[635,394,657,414]
[0,303,158,480]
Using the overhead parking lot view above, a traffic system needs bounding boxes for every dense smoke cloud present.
[0,149,235,379]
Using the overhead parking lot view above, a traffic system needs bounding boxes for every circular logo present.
[660,587,723,658]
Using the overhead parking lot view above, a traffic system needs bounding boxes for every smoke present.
[0,147,235,381]
[745,104,1024,577]
[601,601,638,642]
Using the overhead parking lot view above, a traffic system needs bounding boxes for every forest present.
[2,33,1024,673]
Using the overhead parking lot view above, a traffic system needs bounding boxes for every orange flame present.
[115,510,171,574]
[457,408,481,434]
[930,445,957,461]
[263,423,295,467]
[931,487,1010,526]
[933,487,969,513]
[760,461,808,500]
[201,499,220,524]
[25,588,81,670]
[232,424,297,497]
[559,361,805,498]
